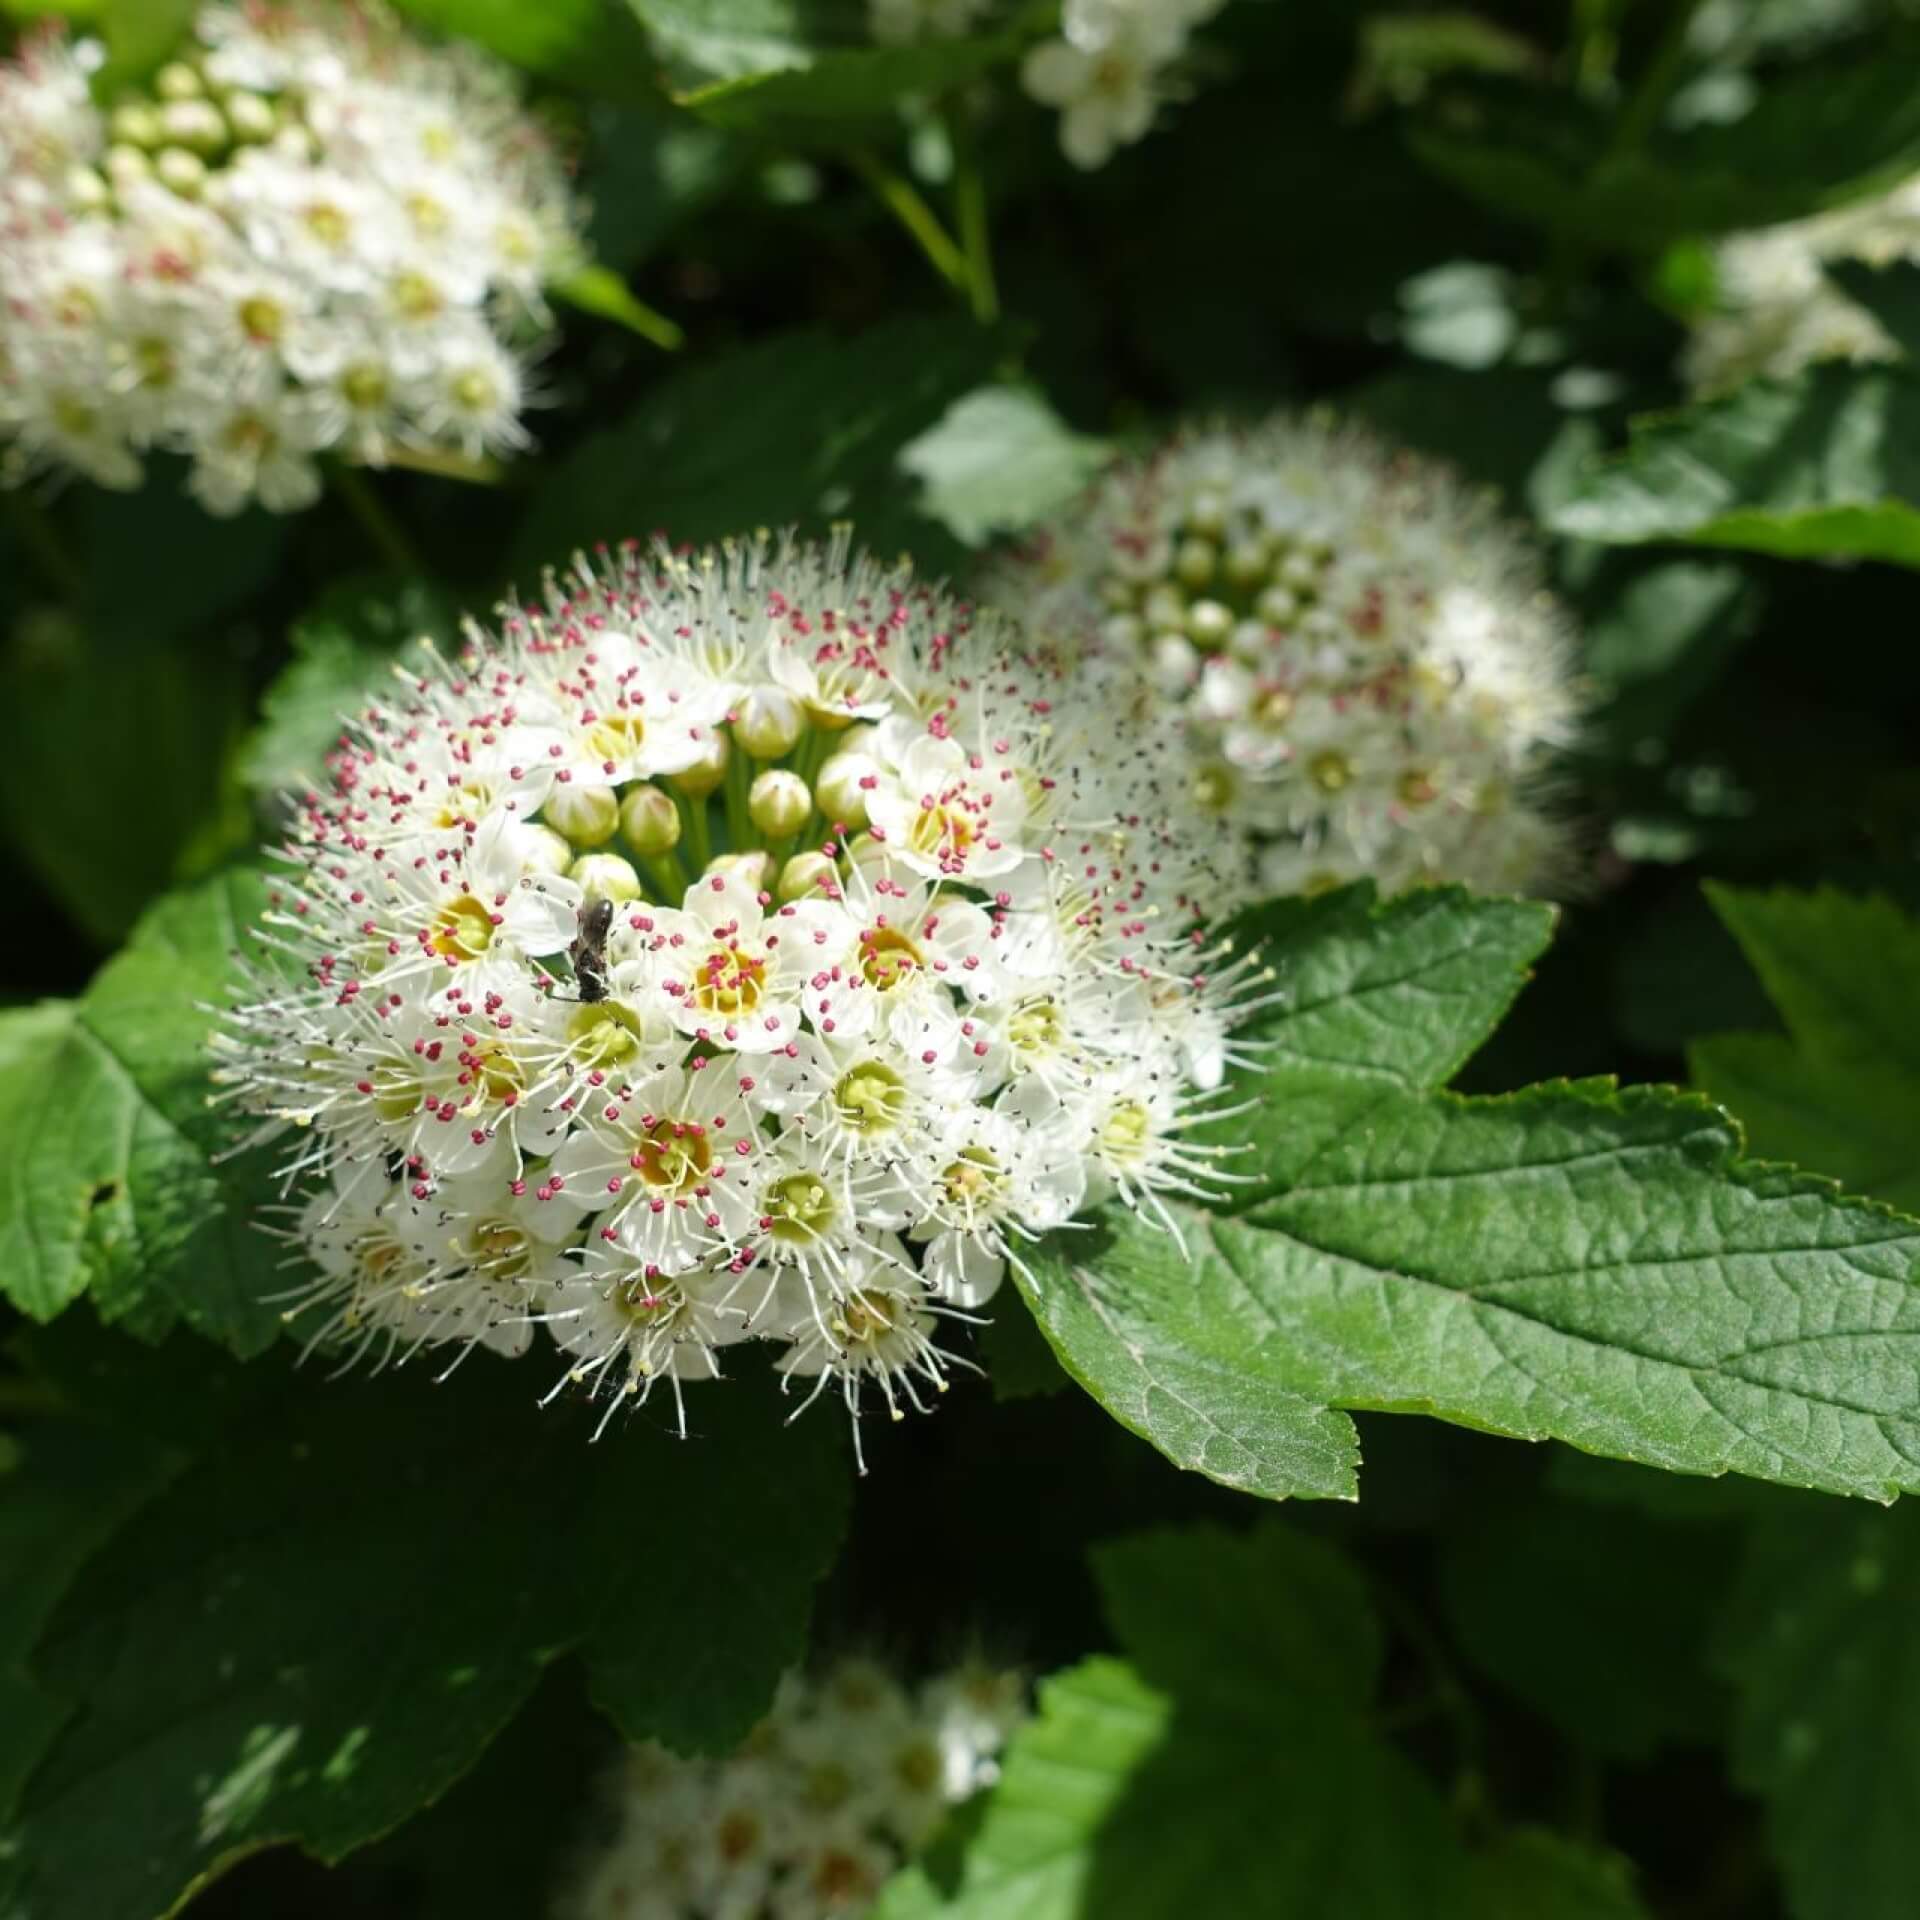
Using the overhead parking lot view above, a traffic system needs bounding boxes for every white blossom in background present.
[985,416,1582,900]
[1019,0,1229,168]
[214,532,1269,1459]
[1684,178,1920,393]
[556,1656,1028,1920]
[0,1,580,512]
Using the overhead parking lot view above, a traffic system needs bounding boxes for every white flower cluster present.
[867,0,991,47]
[557,1656,1026,1920]
[1020,0,1228,169]
[216,533,1260,1455]
[987,416,1580,899]
[1685,178,1920,393]
[0,2,578,513]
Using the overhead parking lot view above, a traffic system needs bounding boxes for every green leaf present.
[1410,40,1920,253]
[1548,368,1920,568]
[1017,886,1555,1501]
[1017,885,1920,1504]
[1719,1501,1920,1920]
[1692,886,1920,1213]
[899,384,1108,548]
[0,871,291,1353]
[238,580,458,805]
[511,314,1007,579]
[1466,1832,1652,1920]
[1441,1489,1733,1759]
[0,1356,850,1920]
[0,1421,181,1817]
[877,1523,1469,1919]
[550,263,685,349]
[390,0,657,94]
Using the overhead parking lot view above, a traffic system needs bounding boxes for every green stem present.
[329,461,424,575]
[678,789,713,872]
[1375,1587,1489,1825]
[1610,0,1708,155]
[847,147,972,301]
[949,106,1000,326]
[2,492,85,600]
[723,744,754,853]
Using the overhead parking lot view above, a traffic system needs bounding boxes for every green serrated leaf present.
[511,315,1007,580]
[0,1357,849,1920]
[900,384,1108,548]
[1692,886,1920,1214]
[1548,367,1920,568]
[1015,886,1555,1501]
[0,871,291,1353]
[1018,886,1920,1504]
[94,0,193,92]
[877,1523,1468,1919]
[1719,1502,1920,1920]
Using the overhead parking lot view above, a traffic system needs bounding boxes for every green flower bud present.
[153,147,207,198]
[1185,490,1227,538]
[619,783,681,856]
[732,686,805,760]
[543,784,619,848]
[105,145,151,188]
[814,750,877,829]
[1185,599,1233,650]
[705,849,772,892]
[154,62,204,101]
[569,851,642,902]
[160,98,227,155]
[777,851,838,901]
[110,103,165,150]
[64,166,110,216]
[1174,537,1216,589]
[665,731,728,800]
[224,91,277,143]
[749,768,812,839]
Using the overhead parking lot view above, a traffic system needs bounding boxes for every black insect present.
[569,897,615,1004]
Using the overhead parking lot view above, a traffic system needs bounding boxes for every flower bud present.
[223,91,277,143]
[1185,599,1232,650]
[105,145,151,188]
[154,148,207,198]
[1174,537,1216,588]
[161,98,226,155]
[749,768,811,839]
[665,731,728,799]
[520,823,573,876]
[732,686,805,760]
[618,783,681,856]
[814,750,878,829]
[543,784,619,848]
[704,849,772,892]
[110,103,164,149]
[64,166,110,216]
[155,62,204,102]
[777,851,838,901]
[569,851,642,903]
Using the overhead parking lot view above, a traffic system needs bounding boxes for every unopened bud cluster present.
[0,1,578,512]
[1685,177,1920,393]
[988,415,1580,898]
[557,1656,1027,1920]
[216,532,1265,1457]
